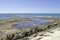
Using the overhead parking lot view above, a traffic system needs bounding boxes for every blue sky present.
[0,0,60,13]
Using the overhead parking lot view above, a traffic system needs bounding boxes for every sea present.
[0,13,60,20]
[0,13,60,28]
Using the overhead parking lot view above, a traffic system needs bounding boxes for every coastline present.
[27,26,60,40]
[0,17,60,40]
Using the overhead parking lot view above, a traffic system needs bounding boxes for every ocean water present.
[0,13,60,18]
[0,13,60,20]
[0,13,60,28]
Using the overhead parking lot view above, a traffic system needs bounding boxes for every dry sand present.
[28,27,60,40]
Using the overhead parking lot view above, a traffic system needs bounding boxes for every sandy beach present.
[27,26,60,40]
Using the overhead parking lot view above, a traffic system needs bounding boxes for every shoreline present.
[27,26,60,40]
[0,17,60,40]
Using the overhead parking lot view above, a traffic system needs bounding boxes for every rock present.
[1,29,21,40]
[31,26,47,33]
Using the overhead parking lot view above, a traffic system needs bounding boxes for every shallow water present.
[12,18,52,29]
[0,14,55,29]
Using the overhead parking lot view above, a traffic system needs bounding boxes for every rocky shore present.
[0,17,60,40]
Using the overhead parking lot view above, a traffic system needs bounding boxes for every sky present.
[0,0,60,13]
